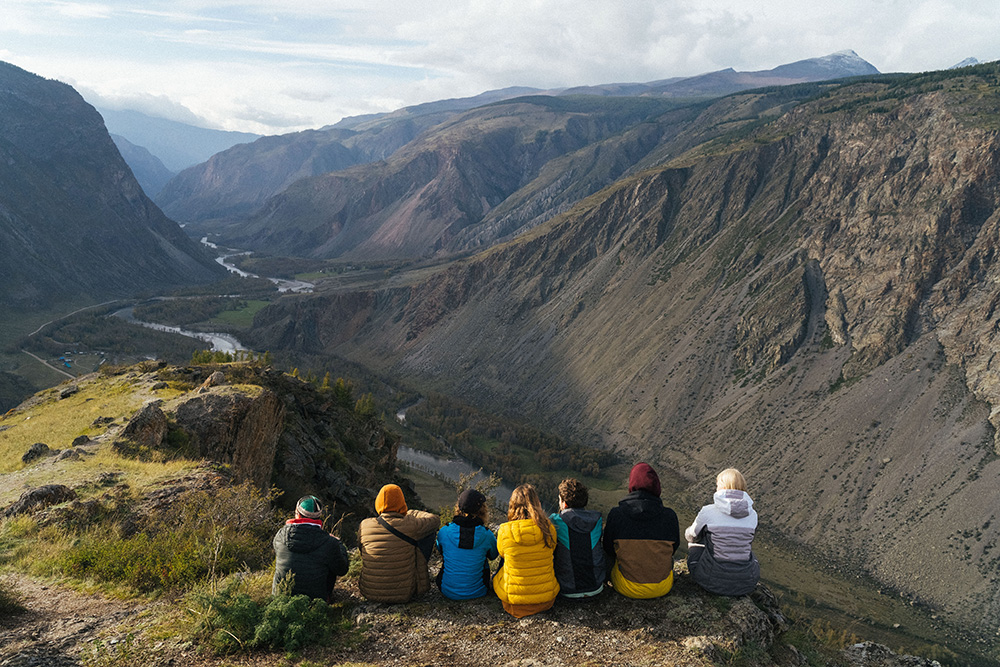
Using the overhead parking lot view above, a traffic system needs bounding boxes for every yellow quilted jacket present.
[493,518,559,605]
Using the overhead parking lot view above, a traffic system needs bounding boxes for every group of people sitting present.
[272,462,760,618]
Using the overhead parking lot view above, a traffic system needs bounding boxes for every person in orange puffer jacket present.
[492,484,560,618]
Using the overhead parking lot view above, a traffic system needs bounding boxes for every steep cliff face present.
[247,65,1000,637]
[0,61,224,310]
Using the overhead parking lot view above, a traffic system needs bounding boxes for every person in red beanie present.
[602,462,680,598]
[359,483,439,602]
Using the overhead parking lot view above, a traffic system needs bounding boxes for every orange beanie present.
[375,484,408,514]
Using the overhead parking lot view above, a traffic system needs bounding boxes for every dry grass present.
[0,371,187,470]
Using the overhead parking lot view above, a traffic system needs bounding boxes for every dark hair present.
[558,478,588,509]
[455,489,490,524]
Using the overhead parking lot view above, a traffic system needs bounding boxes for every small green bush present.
[187,579,348,654]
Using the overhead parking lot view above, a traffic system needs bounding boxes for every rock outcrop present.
[96,363,399,524]
[3,485,76,518]
[173,386,284,489]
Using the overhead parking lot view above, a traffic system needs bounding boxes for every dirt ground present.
[0,574,143,667]
[0,564,796,667]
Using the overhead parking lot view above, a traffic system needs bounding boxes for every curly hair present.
[558,478,588,509]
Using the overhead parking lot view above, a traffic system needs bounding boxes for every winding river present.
[395,399,515,503]
[111,239,316,351]
[112,306,246,353]
[201,237,314,293]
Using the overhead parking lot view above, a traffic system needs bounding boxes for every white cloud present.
[1,0,999,134]
[50,1,113,19]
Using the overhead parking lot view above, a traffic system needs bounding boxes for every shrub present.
[187,578,351,654]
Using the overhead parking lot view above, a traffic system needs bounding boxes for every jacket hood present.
[506,518,552,546]
[559,507,602,533]
[713,489,753,518]
[618,490,665,520]
[278,522,329,554]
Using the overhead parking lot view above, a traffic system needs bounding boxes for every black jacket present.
[272,521,350,600]
[551,507,607,596]
[603,490,679,586]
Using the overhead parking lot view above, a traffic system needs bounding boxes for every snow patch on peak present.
[949,57,980,69]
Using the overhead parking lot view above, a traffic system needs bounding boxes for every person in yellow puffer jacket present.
[493,484,560,618]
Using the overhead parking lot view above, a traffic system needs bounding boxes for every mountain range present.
[0,62,224,311]
[152,50,880,247]
[6,49,1000,655]
[96,107,260,172]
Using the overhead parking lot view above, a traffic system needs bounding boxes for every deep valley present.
[4,52,1000,665]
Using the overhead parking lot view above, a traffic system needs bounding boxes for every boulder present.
[113,400,167,457]
[22,442,51,463]
[197,370,226,393]
[3,484,77,518]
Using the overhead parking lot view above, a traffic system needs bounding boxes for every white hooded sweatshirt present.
[684,489,757,562]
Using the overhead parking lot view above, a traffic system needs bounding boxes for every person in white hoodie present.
[684,468,760,596]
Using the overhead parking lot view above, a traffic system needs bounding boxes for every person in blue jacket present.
[550,478,606,598]
[436,489,499,599]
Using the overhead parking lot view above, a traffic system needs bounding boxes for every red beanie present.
[628,462,661,497]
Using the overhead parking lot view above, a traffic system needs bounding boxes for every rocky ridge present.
[0,361,398,524]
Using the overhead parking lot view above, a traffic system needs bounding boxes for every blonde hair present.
[507,484,554,548]
[716,468,747,492]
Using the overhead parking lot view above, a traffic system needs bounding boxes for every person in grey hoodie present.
[684,468,760,596]
[550,478,606,598]
[273,495,350,602]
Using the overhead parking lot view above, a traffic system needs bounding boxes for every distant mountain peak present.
[950,57,980,69]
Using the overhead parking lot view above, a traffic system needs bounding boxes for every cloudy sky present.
[2,0,997,135]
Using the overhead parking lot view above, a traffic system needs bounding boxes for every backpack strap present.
[377,515,419,548]
[377,515,435,560]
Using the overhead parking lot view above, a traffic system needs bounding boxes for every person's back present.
[359,483,439,603]
[684,468,759,596]
[493,484,560,618]
[603,463,679,599]
[550,478,605,598]
[272,495,350,602]
[437,489,498,600]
